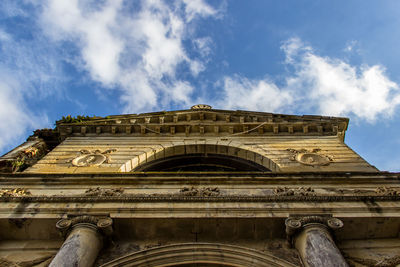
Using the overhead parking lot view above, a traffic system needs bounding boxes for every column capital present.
[56,215,113,237]
[285,216,343,244]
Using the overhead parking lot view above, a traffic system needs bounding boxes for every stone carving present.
[0,138,48,173]
[375,186,400,196]
[274,187,315,196]
[0,188,31,197]
[287,148,333,166]
[56,215,113,237]
[191,104,212,110]
[0,255,53,267]
[85,187,124,197]
[179,187,220,197]
[285,216,344,240]
[344,254,400,267]
[70,149,116,167]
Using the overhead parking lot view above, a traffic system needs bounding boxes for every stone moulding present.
[100,242,297,267]
[1,194,400,203]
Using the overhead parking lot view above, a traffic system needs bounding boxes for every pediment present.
[56,105,349,140]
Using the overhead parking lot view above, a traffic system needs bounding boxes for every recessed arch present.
[134,153,270,172]
[119,143,280,172]
[100,243,297,267]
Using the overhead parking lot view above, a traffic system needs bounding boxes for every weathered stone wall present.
[25,135,377,173]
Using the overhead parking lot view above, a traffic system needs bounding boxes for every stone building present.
[0,104,399,267]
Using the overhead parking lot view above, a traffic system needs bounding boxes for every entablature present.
[55,107,349,141]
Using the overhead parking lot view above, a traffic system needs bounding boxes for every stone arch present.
[100,243,296,267]
[119,142,280,172]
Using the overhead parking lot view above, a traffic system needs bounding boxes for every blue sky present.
[1,0,400,171]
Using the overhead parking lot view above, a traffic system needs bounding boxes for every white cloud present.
[218,75,292,112]
[220,37,400,122]
[0,21,59,153]
[182,0,217,21]
[0,73,49,152]
[283,38,400,121]
[41,0,220,112]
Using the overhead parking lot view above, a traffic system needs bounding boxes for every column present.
[50,215,113,267]
[285,216,348,267]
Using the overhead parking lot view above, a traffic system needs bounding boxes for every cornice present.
[1,194,400,203]
[55,108,348,140]
[5,171,397,177]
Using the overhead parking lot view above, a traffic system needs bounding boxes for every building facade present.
[0,104,399,266]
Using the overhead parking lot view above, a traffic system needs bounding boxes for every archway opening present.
[100,243,295,267]
[169,264,232,267]
[133,153,270,172]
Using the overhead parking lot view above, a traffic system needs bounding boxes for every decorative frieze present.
[375,186,400,196]
[179,187,221,197]
[0,188,31,197]
[274,187,315,196]
[85,187,124,197]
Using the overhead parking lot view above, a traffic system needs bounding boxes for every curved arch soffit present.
[100,243,297,267]
[119,143,280,172]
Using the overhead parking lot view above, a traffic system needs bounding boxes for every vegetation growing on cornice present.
[57,115,101,124]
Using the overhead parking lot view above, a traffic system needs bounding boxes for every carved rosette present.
[285,216,343,244]
[56,215,113,237]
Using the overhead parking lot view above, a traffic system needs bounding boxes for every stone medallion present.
[287,148,332,166]
[70,149,116,167]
